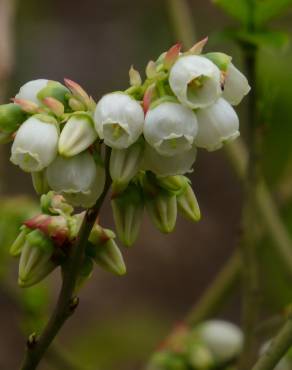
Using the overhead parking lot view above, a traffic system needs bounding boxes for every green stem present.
[251,315,292,370]
[20,148,112,370]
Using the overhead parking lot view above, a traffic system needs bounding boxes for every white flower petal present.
[15,79,49,104]
[142,143,197,177]
[10,116,59,172]
[195,98,240,151]
[94,92,144,149]
[144,102,198,156]
[223,63,251,105]
[169,55,222,109]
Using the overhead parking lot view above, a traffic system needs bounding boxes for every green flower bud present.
[187,343,214,369]
[10,225,31,257]
[111,183,144,247]
[18,229,56,288]
[177,183,201,222]
[37,81,70,106]
[75,256,94,290]
[32,170,50,195]
[89,225,126,275]
[110,139,145,192]
[0,103,26,133]
[204,52,232,72]
[40,191,74,216]
[146,189,177,234]
[157,175,188,195]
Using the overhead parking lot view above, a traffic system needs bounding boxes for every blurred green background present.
[0,0,292,369]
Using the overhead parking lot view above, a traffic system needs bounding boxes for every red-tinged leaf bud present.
[68,97,86,111]
[143,84,156,114]
[164,43,182,69]
[40,191,74,216]
[12,98,40,114]
[145,60,157,79]
[64,78,91,109]
[42,97,64,117]
[188,36,209,55]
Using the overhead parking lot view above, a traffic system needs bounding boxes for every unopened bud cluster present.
[0,38,250,286]
[10,192,126,287]
[147,320,244,370]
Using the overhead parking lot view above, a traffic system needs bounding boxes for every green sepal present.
[0,103,27,133]
[37,81,70,106]
[204,52,232,72]
[157,175,189,195]
[10,225,31,257]
[25,229,54,254]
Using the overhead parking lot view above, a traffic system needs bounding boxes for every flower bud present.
[18,229,56,287]
[144,102,198,156]
[40,191,73,216]
[10,115,59,172]
[58,113,98,157]
[32,170,50,195]
[46,152,105,208]
[142,143,197,177]
[111,183,144,247]
[110,139,145,192]
[88,225,126,275]
[94,92,144,149]
[147,351,188,370]
[169,55,221,109]
[37,80,70,105]
[198,320,243,362]
[144,178,177,233]
[204,52,232,72]
[195,98,239,151]
[177,183,201,222]
[187,344,214,369]
[15,79,49,105]
[223,63,251,106]
[0,103,26,134]
[157,175,188,194]
[10,226,31,257]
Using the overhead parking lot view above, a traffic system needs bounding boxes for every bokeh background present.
[0,0,292,369]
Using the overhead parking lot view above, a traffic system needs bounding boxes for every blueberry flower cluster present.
[148,320,244,370]
[0,38,250,287]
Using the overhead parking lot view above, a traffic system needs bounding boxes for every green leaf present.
[255,0,292,26]
[236,30,290,49]
[213,0,250,24]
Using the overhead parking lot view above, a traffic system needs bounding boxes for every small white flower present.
[58,113,98,157]
[195,98,239,151]
[46,152,105,208]
[142,143,197,177]
[94,92,144,149]
[199,320,243,362]
[10,116,59,172]
[15,79,49,105]
[169,55,222,109]
[144,102,198,156]
[223,63,251,105]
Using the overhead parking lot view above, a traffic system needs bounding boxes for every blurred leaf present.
[212,0,250,25]
[255,0,292,26]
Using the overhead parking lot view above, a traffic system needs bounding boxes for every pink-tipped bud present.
[43,97,64,117]
[164,43,182,69]
[68,97,86,111]
[188,36,209,55]
[143,84,156,114]
[12,98,40,114]
[129,65,142,87]
[64,78,91,109]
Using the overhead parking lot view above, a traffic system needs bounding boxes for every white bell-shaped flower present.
[15,79,49,105]
[142,143,197,177]
[199,320,243,362]
[47,152,105,208]
[169,55,221,109]
[195,98,239,151]
[58,113,98,157]
[10,115,59,172]
[223,63,251,106]
[94,92,144,149]
[144,102,198,156]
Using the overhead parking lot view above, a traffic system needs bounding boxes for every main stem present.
[239,38,262,368]
[20,148,112,370]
